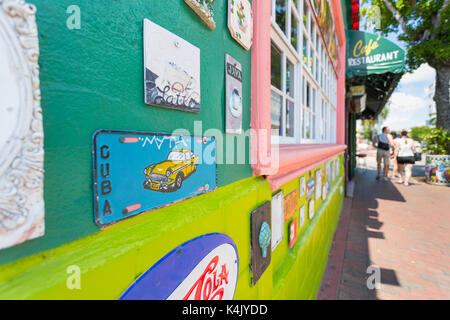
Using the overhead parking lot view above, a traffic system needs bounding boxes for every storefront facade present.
[0,0,347,299]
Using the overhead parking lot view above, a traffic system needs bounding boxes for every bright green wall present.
[0,0,252,265]
[0,155,344,299]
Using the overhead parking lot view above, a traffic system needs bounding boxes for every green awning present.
[346,31,406,120]
[346,30,405,78]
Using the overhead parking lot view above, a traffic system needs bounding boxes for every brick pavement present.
[317,156,450,300]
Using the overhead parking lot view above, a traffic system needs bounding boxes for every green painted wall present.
[0,156,344,300]
[0,0,346,300]
[0,0,252,265]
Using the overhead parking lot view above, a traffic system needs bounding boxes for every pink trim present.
[250,0,272,175]
[266,145,347,190]
[250,0,348,189]
[332,0,347,145]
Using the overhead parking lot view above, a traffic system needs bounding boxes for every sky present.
[381,63,436,132]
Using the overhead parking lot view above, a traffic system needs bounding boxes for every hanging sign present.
[119,233,239,300]
[184,0,216,30]
[225,54,243,134]
[144,19,201,113]
[228,0,253,50]
[92,130,217,226]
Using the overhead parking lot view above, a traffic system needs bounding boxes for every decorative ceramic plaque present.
[289,219,298,249]
[250,201,271,286]
[92,130,217,226]
[315,169,322,201]
[0,0,44,250]
[271,190,284,251]
[225,54,243,134]
[284,190,298,222]
[144,19,201,113]
[228,0,253,50]
[309,199,315,220]
[120,233,239,300]
[299,176,306,198]
[184,0,216,30]
[299,205,306,228]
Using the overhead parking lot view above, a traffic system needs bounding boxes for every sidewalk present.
[317,156,450,300]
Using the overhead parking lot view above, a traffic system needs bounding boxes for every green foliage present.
[423,127,450,155]
[410,125,432,142]
[361,0,450,70]
[360,124,375,140]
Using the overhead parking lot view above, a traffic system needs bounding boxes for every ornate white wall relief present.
[0,0,44,249]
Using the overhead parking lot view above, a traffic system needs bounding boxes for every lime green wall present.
[0,155,344,299]
[0,0,252,265]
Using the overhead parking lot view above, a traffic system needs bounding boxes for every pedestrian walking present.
[390,131,399,179]
[395,129,416,186]
[372,126,394,181]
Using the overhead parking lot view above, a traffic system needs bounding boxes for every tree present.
[362,0,450,130]
[410,125,432,141]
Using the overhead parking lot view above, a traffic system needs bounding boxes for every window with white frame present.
[271,0,337,144]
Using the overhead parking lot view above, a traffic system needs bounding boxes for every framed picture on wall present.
[271,190,284,251]
[315,169,322,201]
[143,19,201,113]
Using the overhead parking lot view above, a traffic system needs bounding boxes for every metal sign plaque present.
[225,54,243,134]
[119,233,239,300]
[92,130,217,226]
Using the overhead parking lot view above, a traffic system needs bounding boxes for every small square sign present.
[289,219,298,249]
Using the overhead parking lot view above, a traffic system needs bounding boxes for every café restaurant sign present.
[346,30,405,78]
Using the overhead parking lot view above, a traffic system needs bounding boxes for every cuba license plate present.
[92,130,217,226]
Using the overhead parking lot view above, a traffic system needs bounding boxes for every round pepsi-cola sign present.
[119,233,239,300]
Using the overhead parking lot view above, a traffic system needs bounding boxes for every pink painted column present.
[332,0,347,145]
[250,0,272,175]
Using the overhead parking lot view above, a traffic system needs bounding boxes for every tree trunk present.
[433,65,450,130]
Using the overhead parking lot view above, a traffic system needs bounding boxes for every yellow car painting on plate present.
[143,149,199,192]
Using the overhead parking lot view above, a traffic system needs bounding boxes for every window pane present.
[291,14,298,49]
[303,2,308,28]
[271,43,282,90]
[305,111,310,139]
[286,60,295,98]
[271,90,282,136]
[303,34,308,65]
[275,0,287,34]
[286,100,295,137]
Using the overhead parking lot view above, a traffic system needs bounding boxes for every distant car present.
[143,149,199,192]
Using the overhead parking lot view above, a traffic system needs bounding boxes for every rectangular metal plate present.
[92,130,217,226]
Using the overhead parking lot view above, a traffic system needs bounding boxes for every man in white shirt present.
[372,126,394,181]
